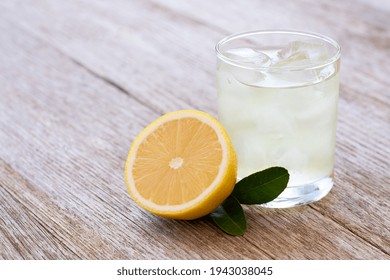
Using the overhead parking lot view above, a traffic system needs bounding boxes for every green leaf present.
[232,167,289,204]
[209,195,246,236]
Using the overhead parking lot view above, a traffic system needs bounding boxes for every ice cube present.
[235,132,267,177]
[251,105,295,138]
[223,48,271,67]
[221,48,272,86]
[273,50,311,67]
[295,92,338,127]
[278,41,328,61]
[268,41,330,84]
[318,64,335,80]
[218,92,256,129]
[267,41,330,84]
[273,40,329,67]
[231,68,266,85]
[268,145,308,171]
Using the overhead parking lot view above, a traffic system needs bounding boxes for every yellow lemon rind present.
[124,110,237,220]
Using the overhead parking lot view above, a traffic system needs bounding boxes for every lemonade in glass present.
[216,30,341,207]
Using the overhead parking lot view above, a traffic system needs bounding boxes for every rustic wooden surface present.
[0,0,389,260]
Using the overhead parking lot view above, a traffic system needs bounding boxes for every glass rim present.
[215,29,341,71]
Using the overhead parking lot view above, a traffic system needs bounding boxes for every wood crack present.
[5,17,164,116]
[55,53,165,116]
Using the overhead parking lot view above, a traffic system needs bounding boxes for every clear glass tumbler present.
[216,30,341,208]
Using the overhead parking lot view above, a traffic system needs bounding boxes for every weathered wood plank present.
[245,206,388,260]
[0,21,273,259]
[0,0,389,259]
[0,161,81,259]
[0,0,221,114]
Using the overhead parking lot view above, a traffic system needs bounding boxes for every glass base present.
[260,176,333,208]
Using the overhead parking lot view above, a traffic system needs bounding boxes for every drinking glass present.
[216,30,341,207]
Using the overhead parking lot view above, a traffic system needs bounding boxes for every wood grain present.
[0,0,389,259]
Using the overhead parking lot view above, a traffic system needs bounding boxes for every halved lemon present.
[124,110,237,220]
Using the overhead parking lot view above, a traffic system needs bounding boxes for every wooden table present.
[0,0,389,260]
